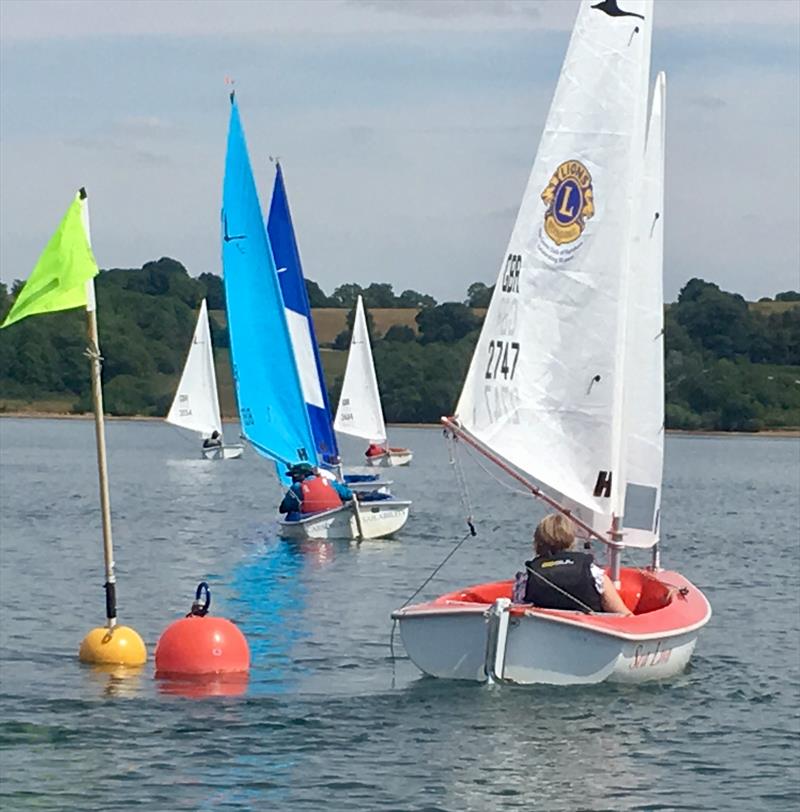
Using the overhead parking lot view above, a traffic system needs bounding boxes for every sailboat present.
[334,296,413,467]
[221,92,410,540]
[266,162,392,493]
[166,298,243,460]
[393,0,711,685]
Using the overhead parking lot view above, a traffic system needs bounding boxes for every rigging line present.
[460,441,534,499]
[447,430,475,525]
[389,526,475,677]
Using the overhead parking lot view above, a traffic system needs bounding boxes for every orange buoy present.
[155,583,249,677]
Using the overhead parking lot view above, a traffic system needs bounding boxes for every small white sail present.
[334,295,387,444]
[455,0,653,537]
[166,299,223,438]
[620,71,665,548]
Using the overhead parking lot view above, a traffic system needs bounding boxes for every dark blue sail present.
[221,95,317,470]
[267,162,340,467]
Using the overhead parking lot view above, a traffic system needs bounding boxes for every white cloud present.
[0,0,797,302]
[3,0,797,41]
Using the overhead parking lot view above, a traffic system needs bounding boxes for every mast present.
[80,189,118,629]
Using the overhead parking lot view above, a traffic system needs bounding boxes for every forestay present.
[334,295,387,444]
[267,162,340,467]
[455,0,653,538]
[620,71,665,548]
[166,299,223,438]
[221,95,317,468]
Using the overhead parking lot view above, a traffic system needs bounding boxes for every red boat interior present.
[445,567,674,616]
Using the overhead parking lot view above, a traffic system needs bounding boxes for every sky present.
[1,0,798,303]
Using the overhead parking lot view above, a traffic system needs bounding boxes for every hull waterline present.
[392,569,711,685]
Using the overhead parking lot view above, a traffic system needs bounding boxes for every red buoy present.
[155,583,250,677]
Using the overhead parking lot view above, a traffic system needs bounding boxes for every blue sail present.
[221,95,317,470]
[267,162,340,468]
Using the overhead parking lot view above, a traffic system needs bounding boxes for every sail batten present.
[455,0,653,536]
[221,97,317,469]
[166,299,223,438]
[334,296,387,444]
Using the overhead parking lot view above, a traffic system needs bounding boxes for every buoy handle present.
[188,581,211,617]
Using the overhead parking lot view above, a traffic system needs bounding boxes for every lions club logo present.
[541,160,595,245]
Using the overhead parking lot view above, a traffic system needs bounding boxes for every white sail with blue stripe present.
[221,93,317,470]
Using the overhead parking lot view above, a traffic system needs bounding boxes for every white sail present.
[455,0,653,537]
[620,71,665,548]
[166,299,223,438]
[334,295,387,443]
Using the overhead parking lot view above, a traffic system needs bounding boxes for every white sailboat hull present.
[365,449,413,467]
[201,444,244,461]
[279,500,411,541]
[395,609,699,685]
[392,570,711,686]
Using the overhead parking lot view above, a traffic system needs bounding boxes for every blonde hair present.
[534,513,576,556]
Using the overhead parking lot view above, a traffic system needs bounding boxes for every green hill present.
[0,259,798,431]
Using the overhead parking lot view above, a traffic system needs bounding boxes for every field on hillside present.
[748,301,800,315]
[311,308,421,343]
[213,348,347,418]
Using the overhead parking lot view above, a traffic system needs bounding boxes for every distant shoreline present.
[1,411,798,438]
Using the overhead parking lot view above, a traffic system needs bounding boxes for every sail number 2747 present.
[485,339,520,381]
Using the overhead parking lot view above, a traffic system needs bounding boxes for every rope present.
[461,441,533,498]
[446,430,476,530]
[389,526,475,679]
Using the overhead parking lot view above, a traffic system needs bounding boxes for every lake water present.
[0,419,798,811]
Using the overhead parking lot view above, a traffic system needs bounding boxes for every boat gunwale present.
[392,570,712,642]
[278,500,412,527]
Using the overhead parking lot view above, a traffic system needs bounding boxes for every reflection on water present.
[229,538,310,694]
[83,663,146,700]
[155,672,249,699]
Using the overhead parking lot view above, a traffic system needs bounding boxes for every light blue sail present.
[221,94,317,470]
[267,162,340,469]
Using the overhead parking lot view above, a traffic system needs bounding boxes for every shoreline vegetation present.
[1,411,799,438]
[1,258,799,433]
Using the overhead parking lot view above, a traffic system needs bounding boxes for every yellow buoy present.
[79,625,147,666]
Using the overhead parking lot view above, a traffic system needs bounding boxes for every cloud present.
[0,1,798,303]
[351,0,542,22]
[2,0,797,41]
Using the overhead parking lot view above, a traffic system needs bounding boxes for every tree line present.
[0,257,798,431]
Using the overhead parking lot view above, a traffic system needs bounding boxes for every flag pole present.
[84,284,116,627]
[77,188,146,666]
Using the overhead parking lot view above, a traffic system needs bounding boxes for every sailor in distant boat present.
[514,514,631,615]
[202,430,223,449]
[279,463,354,518]
[365,443,385,459]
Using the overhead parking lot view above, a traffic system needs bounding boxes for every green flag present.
[2,193,99,329]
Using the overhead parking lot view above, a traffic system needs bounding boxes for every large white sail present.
[334,296,387,444]
[620,71,665,548]
[166,299,223,437]
[455,0,653,536]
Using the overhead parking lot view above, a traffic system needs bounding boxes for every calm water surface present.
[0,419,798,811]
